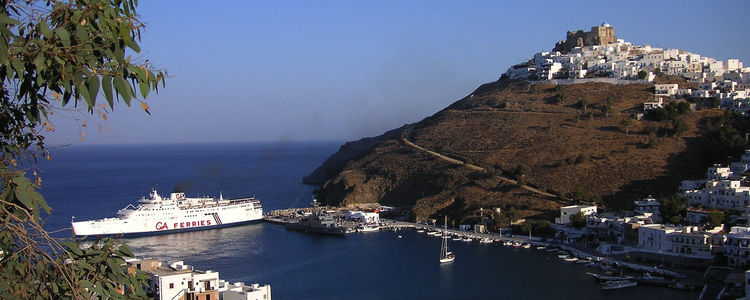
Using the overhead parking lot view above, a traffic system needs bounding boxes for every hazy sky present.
[45,0,750,145]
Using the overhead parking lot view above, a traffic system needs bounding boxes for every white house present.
[222,282,272,300]
[345,211,379,224]
[727,59,744,72]
[634,195,660,214]
[726,226,750,267]
[149,261,221,300]
[684,207,721,225]
[555,205,597,224]
[654,83,679,96]
[638,224,678,252]
[643,98,664,111]
[127,259,271,300]
[670,226,724,257]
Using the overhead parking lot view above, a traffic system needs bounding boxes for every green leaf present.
[30,190,51,214]
[138,81,149,99]
[33,53,45,70]
[13,188,34,211]
[0,13,20,26]
[77,260,94,271]
[62,241,83,256]
[87,76,100,107]
[10,58,25,78]
[55,27,70,47]
[102,75,114,108]
[79,280,93,289]
[114,76,131,105]
[79,84,91,108]
[39,20,52,38]
[126,38,141,53]
[0,41,8,64]
[74,24,87,43]
[116,245,134,257]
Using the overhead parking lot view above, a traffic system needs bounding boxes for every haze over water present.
[39,142,697,299]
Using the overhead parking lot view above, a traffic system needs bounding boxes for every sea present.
[37,141,698,299]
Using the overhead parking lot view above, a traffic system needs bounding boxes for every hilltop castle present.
[552,23,615,54]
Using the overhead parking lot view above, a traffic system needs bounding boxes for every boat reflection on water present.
[122,223,266,260]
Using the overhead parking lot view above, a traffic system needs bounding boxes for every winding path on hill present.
[401,125,557,199]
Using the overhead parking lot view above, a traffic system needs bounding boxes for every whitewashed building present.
[670,226,725,257]
[643,98,664,111]
[555,205,597,224]
[685,207,722,224]
[638,224,679,252]
[634,195,660,215]
[148,261,221,300]
[726,226,750,267]
[127,259,271,300]
[345,211,379,224]
[222,282,272,300]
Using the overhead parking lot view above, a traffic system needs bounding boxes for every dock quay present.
[264,209,685,280]
[264,208,356,235]
[384,219,683,279]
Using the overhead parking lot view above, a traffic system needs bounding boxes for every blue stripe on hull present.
[78,219,261,239]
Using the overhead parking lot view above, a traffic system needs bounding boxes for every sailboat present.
[440,216,455,263]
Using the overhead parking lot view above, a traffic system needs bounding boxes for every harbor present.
[36,142,707,299]
[264,207,704,293]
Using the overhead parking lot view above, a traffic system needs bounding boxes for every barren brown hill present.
[306,79,731,224]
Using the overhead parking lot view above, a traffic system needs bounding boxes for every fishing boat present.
[356,223,380,232]
[601,280,637,290]
[588,272,635,282]
[439,216,455,263]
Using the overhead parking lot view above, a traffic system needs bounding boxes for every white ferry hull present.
[71,190,263,237]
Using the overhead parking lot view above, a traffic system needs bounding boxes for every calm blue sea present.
[37,141,697,299]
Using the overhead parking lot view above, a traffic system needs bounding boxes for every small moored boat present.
[601,280,637,290]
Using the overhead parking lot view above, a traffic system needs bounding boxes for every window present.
[169,283,174,289]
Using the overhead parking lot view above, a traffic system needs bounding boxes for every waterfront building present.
[149,260,220,300]
[345,211,379,224]
[638,224,679,252]
[555,205,597,224]
[127,258,271,300]
[726,226,750,267]
[670,226,725,258]
[222,282,272,300]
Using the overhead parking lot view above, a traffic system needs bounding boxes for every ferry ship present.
[71,189,262,237]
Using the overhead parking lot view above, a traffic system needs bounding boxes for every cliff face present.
[309,79,723,222]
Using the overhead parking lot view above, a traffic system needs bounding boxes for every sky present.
[45,0,750,145]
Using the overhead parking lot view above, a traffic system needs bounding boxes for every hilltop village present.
[503,23,749,114]
[302,23,750,296]
[493,24,750,296]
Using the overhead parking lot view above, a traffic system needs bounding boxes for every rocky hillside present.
[307,78,727,224]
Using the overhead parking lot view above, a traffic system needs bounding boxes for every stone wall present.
[552,25,615,54]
